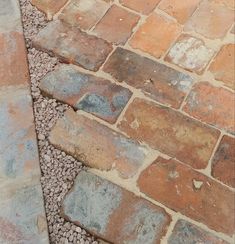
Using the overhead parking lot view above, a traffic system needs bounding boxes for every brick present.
[33,20,112,71]
[169,220,229,244]
[40,64,132,123]
[138,157,235,235]
[212,136,235,188]
[93,5,140,45]
[165,34,214,74]
[183,82,235,134]
[209,44,235,90]
[49,109,151,178]
[210,0,235,9]
[185,0,234,39]
[31,0,68,18]
[231,24,235,34]
[58,0,110,30]
[158,0,202,24]
[120,0,161,14]
[118,98,220,169]
[62,171,171,243]
[130,13,181,58]
[0,32,29,87]
[103,47,193,109]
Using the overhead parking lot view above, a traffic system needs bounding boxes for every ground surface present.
[0,0,235,243]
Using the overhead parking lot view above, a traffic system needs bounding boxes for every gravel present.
[19,0,98,243]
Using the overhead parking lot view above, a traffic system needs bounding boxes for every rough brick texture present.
[103,47,193,108]
[62,171,171,244]
[138,157,235,235]
[212,136,235,188]
[50,110,151,178]
[40,64,132,123]
[33,20,112,71]
[118,98,220,169]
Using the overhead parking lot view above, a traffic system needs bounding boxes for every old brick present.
[212,136,235,188]
[103,47,193,109]
[169,220,229,244]
[49,109,151,178]
[183,82,235,134]
[138,157,235,235]
[165,34,214,74]
[185,0,234,39]
[62,171,171,243]
[130,13,181,58]
[58,0,110,30]
[40,64,132,123]
[209,44,235,90]
[158,0,202,24]
[93,5,140,45]
[33,20,112,71]
[118,98,220,169]
[209,0,234,9]
[120,0,161,14]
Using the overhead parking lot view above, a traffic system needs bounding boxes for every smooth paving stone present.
[40,64,132,123]
[62,171,171,244]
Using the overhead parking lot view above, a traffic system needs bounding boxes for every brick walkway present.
[0,0,49,243]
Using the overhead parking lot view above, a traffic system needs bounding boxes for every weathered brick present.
[40,64,132,123]
[209,44,235,90]
[93,5,140,45]
[33,20,112,71]
[103,47,193,108]
[138,157,235,235]
[118,98,220,169]
[120,0,161,14]
[62,171,171,243]
[210,0,234,9]
[158,0,202,24]
[185,0,234,39]
[130,13,182,58]
[212,136,235,188]
[231,24,235,34]
[49,109,151,178]
[183,82,235,134]
[169,220,229,244]
[165,34,214,74]
[58,0,110,30]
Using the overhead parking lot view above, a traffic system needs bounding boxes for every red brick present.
[183,82,235,134]
[33,20,112,71]
[138,157,235,235]
[103,47,193,109]
[118,98,220,169]
[93,5,140,45]
[120,0,161,14]
[184,0,234,39]
[130,13,181,58]
[209,44,235,90]
[212,136,235,188]
[158,0,201,24]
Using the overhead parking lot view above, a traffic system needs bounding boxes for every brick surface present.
[212,136,235,188]
[103,47,193,108]
[50,110,151,178]
[40,64,132,123]
[93,5,140,45]
[138,157,235,235]
[183,82,235,134]
[165,34,214,74]
[158,0,201,24]
[118,98,220,169]
[169,220,229,244]
[185,0,234,39]
[210,0,235,9]
[130,13,181,58]
[209,44,235,90]
[58,0,110,30]
[120,0,161,14]
[33,20,112,71]
[62,171,171,243]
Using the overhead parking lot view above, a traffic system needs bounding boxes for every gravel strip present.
[19,0,98,243]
